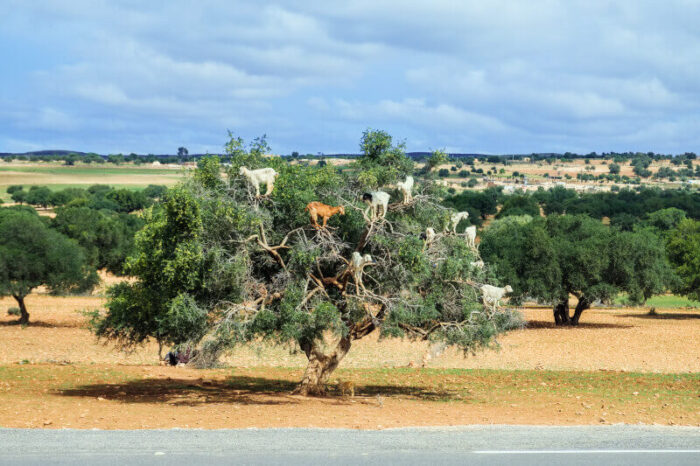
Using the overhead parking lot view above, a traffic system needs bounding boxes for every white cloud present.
[1,0,699,154]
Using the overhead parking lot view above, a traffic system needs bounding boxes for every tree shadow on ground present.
[525,319,633,330]
[56,374,455,405]
[0,319,82,329]
[621,312,700,320]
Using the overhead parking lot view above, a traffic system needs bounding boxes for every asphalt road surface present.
[1,425,699,465]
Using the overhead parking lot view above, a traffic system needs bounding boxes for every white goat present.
[397,176,414,204]
[362,191,391,220]
[470,260,485,268]
[446,211,469,233]
[350,251,374,294]
[480,284,513,310]
[465,225,477,248]
[420,227,436,245]
[239,166,278,196]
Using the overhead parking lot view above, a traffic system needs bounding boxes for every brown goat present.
[305,202,345,229]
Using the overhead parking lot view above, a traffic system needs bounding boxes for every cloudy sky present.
[1,1,699,155]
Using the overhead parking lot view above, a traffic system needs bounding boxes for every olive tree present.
[93,134,522,395]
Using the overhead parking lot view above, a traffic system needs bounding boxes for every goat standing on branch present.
[480,284,513,311]
[239,166,278,197]
[465,225,477,249]
[397,176,414,204]
[362,191,390,220]
[305,202,345,229]
[446,211,469,234]
[344,251,375,295]
[94,131,524,398]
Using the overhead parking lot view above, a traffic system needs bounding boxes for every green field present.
[614,294,700,308]
[0,163,183,202]
[0,166,180,176]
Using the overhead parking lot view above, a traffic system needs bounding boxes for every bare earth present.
[0,294,698,429]
[1,295,698,372]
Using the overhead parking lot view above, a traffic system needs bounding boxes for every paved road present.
[1,425,699,465]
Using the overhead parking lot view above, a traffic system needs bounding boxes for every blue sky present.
[1,1,699,155]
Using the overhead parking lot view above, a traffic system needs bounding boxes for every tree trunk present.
[553,300,570,325]
[294,336,352,396]
[570,298,589,326]
[14,295,29,325]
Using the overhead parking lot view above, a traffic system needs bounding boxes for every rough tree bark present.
[570,297,589,326]
[13,295,29,325]
[553,300,569,325]
[294,336,352,396]
[553,297,589,326]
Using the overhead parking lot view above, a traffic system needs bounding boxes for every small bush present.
[7,307,20,316]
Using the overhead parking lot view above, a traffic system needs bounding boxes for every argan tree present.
[480,214,672,325]
[666,218,700,300]
[0,208,94,324]
[93,133,522,395]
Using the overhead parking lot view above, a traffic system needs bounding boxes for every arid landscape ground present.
[1,160,698,430]
[1,292,698,429]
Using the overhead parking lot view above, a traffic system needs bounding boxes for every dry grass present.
[0,364,697,429]
[0,289,699,429]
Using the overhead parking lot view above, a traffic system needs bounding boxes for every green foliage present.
[496,195,540,218]
[0,208,94,322]
[105,189,151,213]
[608,163,621,174]
[143,185,168,199]
[610,213,637,232]
[224,132,271,171]
[194,156,223,190]
[443,188,499,222]
[95,131,519,375]
[25,186,52,208]
[426,149,449,171]
[532,186,577,215]
[48,188,88,207]
[355,128,413,188]
[666,219,700,300]
[645,207,686,233]
[481,214,672,322]
[51,206,144,274]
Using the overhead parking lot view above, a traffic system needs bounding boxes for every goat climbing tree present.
[93,132,522,395]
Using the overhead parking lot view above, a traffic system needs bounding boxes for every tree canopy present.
[0,208,94,324]
[51,206,144,275]
[480,214,672,325]
[93,134,522,395]
[666,219,700,300]
[355,129,414,188]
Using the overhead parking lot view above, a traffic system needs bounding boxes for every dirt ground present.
[2,295,698,373]
[0,364,697,429]
[1,294,698,429]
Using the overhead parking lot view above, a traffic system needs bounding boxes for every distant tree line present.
[2,148,697,167]
[443,184,699,323]
[7,184,165,212]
